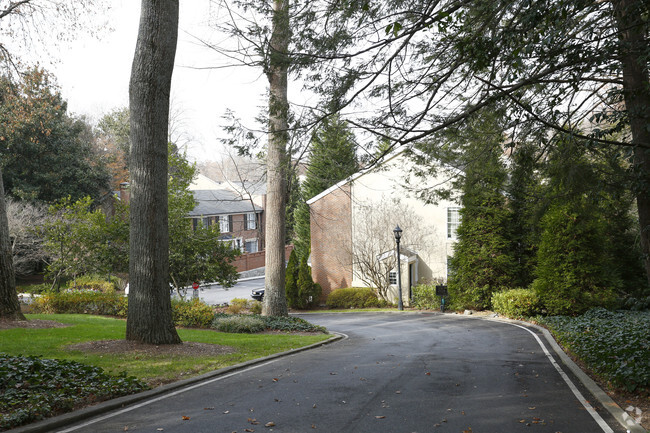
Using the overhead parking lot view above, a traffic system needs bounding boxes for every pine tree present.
[532,200,617,315]
[296,255,321,309]
[293,114,358,259]
[447,112,517,310]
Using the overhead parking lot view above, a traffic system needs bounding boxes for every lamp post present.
[393,225,403,311]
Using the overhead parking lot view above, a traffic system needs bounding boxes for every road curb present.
[479,314,647,433]
[9,332,344,433]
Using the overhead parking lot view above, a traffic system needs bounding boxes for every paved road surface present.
[56,313,625,433]
[176,277,264,305]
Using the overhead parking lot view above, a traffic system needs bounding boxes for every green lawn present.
[0,314,331,385]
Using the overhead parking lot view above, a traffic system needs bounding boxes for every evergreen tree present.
[506,142,543,288]
[447,111,517,310]
[294,114,358,258]
[296,255,321,309]
[532,200,617,315]
[531,136,630,314]
[284,248,299,308]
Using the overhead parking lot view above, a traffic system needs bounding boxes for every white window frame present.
[388,270,397,285]
[219,215,230,233]
[447,207,461,239]
[246,213,256,230]
[245,238,258,253]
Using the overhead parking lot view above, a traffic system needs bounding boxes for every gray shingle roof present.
[188,189,262,217]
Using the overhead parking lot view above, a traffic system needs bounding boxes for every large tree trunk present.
[262,0,290,317]
[126,0,181,344]
[0,167,25,321]
[613,0,650,286]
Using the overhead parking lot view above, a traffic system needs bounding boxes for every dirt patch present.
[66,340,237,357]
[0,319,70,329]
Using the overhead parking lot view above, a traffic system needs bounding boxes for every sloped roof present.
[188,189,262,217]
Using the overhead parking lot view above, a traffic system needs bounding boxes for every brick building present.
[307,150,459,305]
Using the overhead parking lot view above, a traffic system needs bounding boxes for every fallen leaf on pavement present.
[375,416,385,419]
[265,422,276,427]
[181,416,190,420]
[248,418,259,425]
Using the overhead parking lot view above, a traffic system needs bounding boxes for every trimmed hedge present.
[326,287,391,309]
[491,288,543,319]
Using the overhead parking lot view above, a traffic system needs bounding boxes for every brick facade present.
[309,184,353,297]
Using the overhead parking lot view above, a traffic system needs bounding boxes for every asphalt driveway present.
[43,313,630,433]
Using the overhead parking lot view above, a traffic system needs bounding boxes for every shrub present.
[31,291,128,317]
[537,309,650,393]
[171,298,215,328]
[250,301,262,315]
[15,283,50,295]
[66,274,115,293]
[261,315,327,333]
[0,354,147,430]
[491,288,542,319]
[226,298,260,315]
[326,287,390,309]
[285,249,299,308]
[532,202,618,316]
[212,315,266,333]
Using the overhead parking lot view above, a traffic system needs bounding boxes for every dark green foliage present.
[506,143,543,287]
[211,314,327,333]
[491,288,543,319]
[326,287,391,309]
[448,129,517,310]
[296,255,321,309]
[168,145,239,291]
[293,114,358,258]
[0,69,110,203]
[259,315,326,333]
[0,354,147,430]
[538,309,650,393]
[532,201,618,316]
[285,249,299,308]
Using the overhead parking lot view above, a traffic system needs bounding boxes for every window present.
[447,207,461,239]
[246,213,256,230]
[219,215,231,233]
[245,239,258,253]
[203,216,212,228]
[388,270,397,285]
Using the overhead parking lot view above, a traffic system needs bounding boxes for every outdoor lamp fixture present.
[393,225,404,311]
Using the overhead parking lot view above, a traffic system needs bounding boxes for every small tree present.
[294,114,358,259]
[167,146,239,292]
[532,201,618,315]
[296,255,321,309]
[349,197,438,301]
[284,249,299,308]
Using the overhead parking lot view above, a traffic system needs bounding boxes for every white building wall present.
[349,152,458,301]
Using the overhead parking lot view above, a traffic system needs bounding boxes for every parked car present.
[251,288,264,301]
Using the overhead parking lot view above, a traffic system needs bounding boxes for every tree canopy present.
[0,69,110,203]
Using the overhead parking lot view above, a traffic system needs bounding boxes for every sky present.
[51,0,268,162]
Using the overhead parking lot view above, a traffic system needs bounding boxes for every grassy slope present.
[0,314,330,385]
